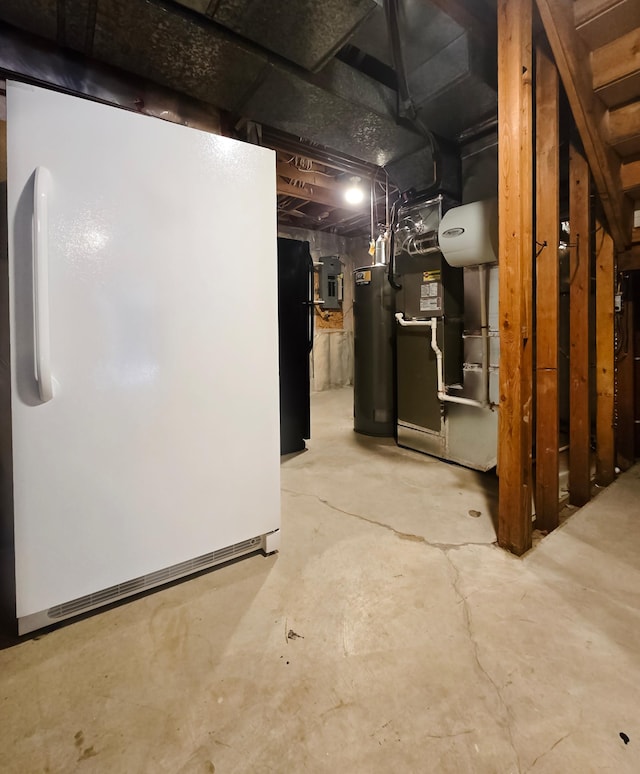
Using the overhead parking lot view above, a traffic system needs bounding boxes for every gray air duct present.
[0,0,497,176]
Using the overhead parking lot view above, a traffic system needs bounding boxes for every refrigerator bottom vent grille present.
[46,537,263,620]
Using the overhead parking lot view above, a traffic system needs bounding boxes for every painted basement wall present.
[278,226,370,391]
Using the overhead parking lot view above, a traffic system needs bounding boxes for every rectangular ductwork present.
[175,0,378,72]
[0,0,425,166]
[0,0,497,171]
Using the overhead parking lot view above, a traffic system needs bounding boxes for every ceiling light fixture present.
[344,176,364,205]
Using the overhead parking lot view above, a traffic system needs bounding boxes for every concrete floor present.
[1,386,639,773]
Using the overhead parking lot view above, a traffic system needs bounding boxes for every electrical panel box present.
[319,255,343,310]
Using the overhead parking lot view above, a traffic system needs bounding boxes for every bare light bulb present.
[344,177,364,205]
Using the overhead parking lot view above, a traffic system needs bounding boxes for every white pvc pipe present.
[394,313,433,328]
[429,317,445,393]
[395,313,486,408]
[429,318,486,408]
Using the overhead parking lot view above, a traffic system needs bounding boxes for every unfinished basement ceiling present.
[0,0,499,235]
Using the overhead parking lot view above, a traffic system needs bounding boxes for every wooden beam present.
[595,218,616,486]
[497,0,533,555]
[568,142,592,506]
[535,44,561,531]
[276,161,337,190]
[535,0,633,253]
[276,179,349,210]
[592,28,640,107]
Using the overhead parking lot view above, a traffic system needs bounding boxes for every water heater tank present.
[437,199,498,267]
[353,264,396,437]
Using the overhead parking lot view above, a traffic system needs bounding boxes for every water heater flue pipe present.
[394,313,486,408]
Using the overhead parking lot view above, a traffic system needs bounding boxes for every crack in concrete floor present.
[445,551,522,773]
[282,487,496,551]
[526,730,572,772]
[283,485,524,768]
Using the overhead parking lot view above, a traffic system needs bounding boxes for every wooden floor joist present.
[574,0,640,51]
[497,0,533,555]
[591,27,640,108]
[595,218,615,486]
[621,160,640,197]
[607,101,640,157]
[568,143,592,506]
[619,244,640,271]
[536,0,632,253]
[535,44,560,532]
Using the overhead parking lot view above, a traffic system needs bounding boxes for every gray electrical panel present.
[319,255,343,310]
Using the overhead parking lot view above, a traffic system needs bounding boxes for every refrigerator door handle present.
[32,167,54,402]
[307,264,314,353]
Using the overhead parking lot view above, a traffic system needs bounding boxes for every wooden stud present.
[568,143,592,506]
[535,44,560,531]
[497,0,534,555]
[616,276,636,470]
[595,217,615,486]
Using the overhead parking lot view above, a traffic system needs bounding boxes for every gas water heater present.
[353,263,396,437]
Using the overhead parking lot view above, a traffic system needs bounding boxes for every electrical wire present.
[370,178,375,246]
[387,196,402,290]
[385,168,389,229]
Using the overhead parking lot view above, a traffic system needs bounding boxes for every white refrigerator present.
[1,81,281,635]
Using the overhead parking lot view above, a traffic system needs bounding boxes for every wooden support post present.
[497,0,534,555]
[568,143,591,505]
[595,219,615,486]
[616,275,636,470]
[535,45,560,531]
